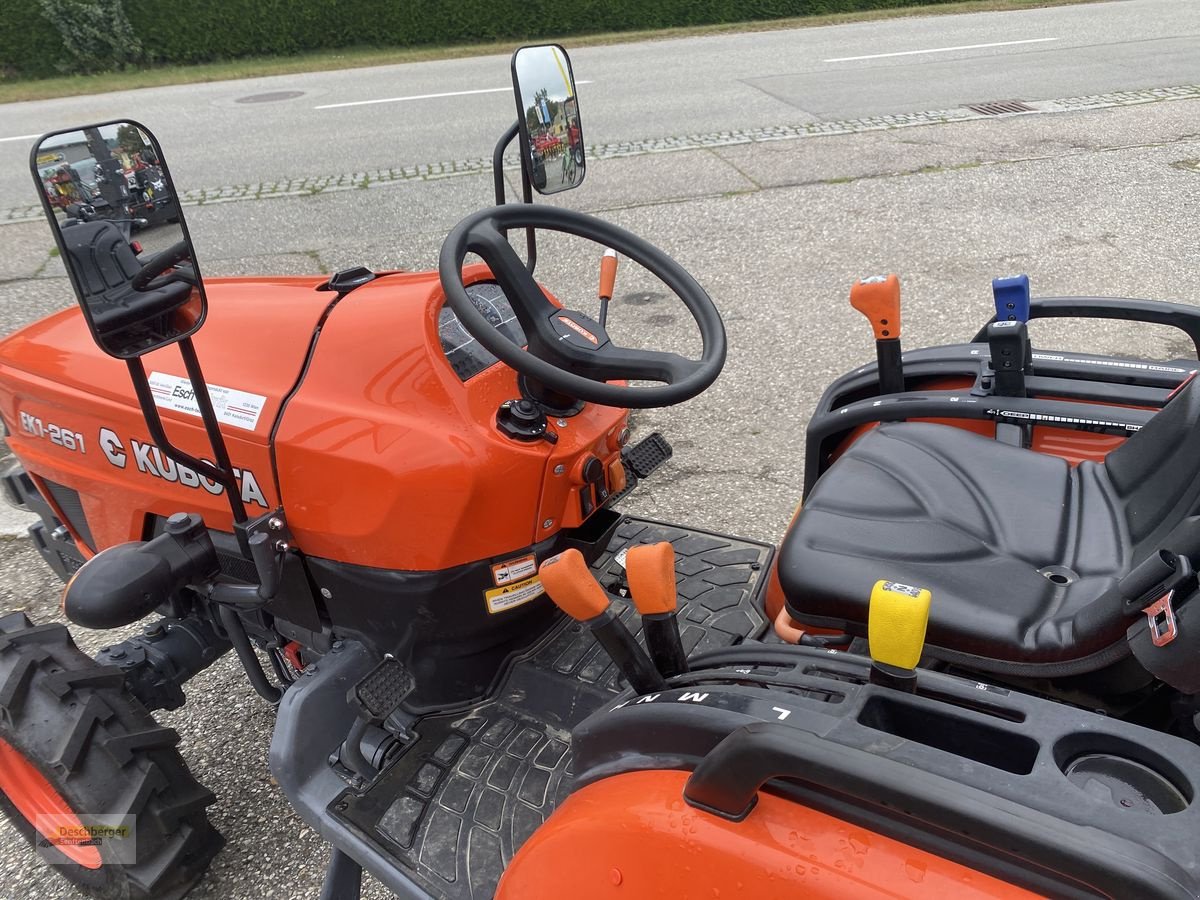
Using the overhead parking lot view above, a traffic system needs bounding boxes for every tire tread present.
[0,614,222,899]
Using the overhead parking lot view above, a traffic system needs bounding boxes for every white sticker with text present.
[148,372,267,431]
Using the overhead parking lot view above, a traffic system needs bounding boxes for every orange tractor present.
[0,45,1197,899]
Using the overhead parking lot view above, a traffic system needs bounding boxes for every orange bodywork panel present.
[1028,426,1125,465]
[0,266,628,572]
[272,264,628,570]
[0,276,330,551]
[498,770,1038,899]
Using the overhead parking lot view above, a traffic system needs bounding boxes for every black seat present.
[779,377,1200,676]
[61,220,190,336]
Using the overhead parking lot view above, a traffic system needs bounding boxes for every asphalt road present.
[1,0,1200,897]
[0,0,1197,207]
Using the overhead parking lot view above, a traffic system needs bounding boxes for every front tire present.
[0,612,222,899]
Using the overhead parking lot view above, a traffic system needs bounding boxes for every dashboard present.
[437,281,527,381]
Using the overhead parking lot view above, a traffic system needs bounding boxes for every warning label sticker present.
[485,576,545,614]
[148,372,268,431]
[613,547,630,569]
[491,554,537,586]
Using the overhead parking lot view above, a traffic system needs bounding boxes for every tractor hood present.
[0,276,333,446]
[0,267,630,571]
[0,276,334,549]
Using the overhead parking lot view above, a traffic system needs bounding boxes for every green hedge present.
[1,4,69,78]
[3,0,954,79]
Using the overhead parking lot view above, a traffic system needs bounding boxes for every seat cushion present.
[779,422,1131,666]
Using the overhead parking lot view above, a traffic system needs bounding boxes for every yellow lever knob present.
[868,580,931,670]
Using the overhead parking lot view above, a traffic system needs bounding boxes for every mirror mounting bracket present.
[214,507,292,606]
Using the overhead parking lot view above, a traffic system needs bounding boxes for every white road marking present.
[0,133,42,144]
[315,81,592,110]
[824,38,1058,63]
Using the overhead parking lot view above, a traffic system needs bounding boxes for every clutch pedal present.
[348,655,415,724]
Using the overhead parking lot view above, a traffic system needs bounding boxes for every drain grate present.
[236,90,305,104]
[966,99,1036,116]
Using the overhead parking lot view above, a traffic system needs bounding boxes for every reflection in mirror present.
[31,121,205,359]
[512,45,585,195]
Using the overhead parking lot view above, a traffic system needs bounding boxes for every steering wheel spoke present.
[466,219,559,340]
[592,344,700,385]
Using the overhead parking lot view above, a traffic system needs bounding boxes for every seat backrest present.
[60,219,190,337]
[1104,374,1200,556]
[62,219,141,299]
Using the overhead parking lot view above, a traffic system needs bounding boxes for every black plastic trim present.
[972,296,1200,359]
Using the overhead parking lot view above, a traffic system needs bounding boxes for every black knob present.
[511,399,541,423]
[497,399,548,442]
[581,456,604,484]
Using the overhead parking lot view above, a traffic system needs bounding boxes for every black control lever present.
[625,543,689,678]
[986,320,1030,397]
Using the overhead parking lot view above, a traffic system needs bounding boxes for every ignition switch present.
[497,399,550,442]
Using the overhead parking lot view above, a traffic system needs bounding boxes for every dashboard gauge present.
[438,282,527,381]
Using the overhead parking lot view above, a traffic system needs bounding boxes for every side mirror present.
[511,45,585,194]
[31,120,205,359]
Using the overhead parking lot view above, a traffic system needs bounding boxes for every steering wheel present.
[131,239,194,291]
[438,205,725,409]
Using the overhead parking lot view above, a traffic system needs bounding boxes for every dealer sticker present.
[485,576,545,614]
[148,372,267,431]
[491,554,538,586]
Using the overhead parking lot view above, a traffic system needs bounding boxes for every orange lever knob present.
[625,542,678,615]
[599,249,618,302]
[539,549,610,621]
[850,274,901,341]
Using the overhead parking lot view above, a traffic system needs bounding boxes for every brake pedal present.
[623,432,672,478]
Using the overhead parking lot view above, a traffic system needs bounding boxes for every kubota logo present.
[556,316,599,344]
[98,428,268,508]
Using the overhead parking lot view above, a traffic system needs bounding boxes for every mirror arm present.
[178,339,249,527]
[126,344,249,529]
[492,120,537,275]
[492,121,518,206]
[521,156,537,276]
